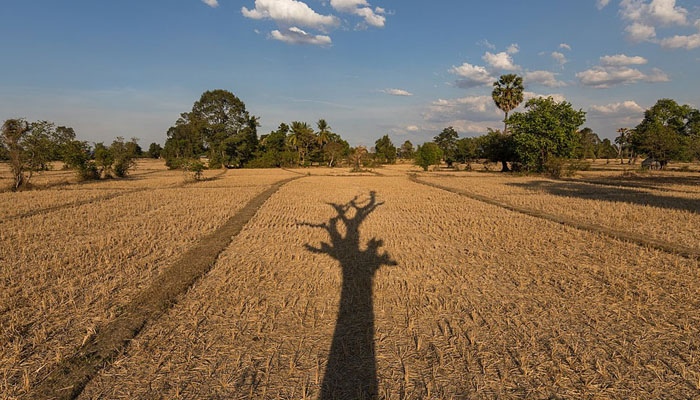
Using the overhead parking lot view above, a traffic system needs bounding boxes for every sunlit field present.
[2,160,699,399]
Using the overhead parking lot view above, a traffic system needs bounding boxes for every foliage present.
[374,135,397,164]
[349,146,369,171]
[62,140,99,180]
[492,74,524,134]
[454,137,478,169]
[182,158,205,181]
[111,137,138,177]
[629,99,700,167]
[164,90,258,169]
[147,143,163,159]
[477,129,516,172]
[507,97,586,172]
[434,127,459,166]
[399,140,414,159]
[415,142,443,171]
[1,119,34,190]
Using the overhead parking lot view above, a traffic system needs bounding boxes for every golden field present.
[1,160,700,399]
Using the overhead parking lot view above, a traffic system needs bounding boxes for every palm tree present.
[289,121,314,165]
[317,119,332,147]
[492,74,524,134]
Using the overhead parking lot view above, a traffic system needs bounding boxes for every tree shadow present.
[508,180,700,214]
[300,191,396,400]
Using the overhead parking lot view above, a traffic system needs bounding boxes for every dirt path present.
[28,175,302,400]
[410,174,700,261]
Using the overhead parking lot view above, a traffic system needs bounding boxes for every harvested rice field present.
[2,161,700,399]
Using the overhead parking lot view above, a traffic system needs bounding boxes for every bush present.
[182,159,205,181]
[415,143,443,171]
[543,157,569,178]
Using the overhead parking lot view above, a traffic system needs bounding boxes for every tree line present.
[0,119,162,190]
[3,81,699,190]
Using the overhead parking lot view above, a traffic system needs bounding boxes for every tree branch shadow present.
[299,191,396,400]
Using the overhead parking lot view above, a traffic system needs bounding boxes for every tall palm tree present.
[492,74,524,134]
[317,119,332,147]
[289,121,314,165]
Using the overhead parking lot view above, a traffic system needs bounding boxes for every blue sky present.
[1,0,699,146]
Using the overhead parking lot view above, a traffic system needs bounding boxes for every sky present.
[1,0,699,146]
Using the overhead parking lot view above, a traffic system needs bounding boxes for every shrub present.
[415,143,443,171]
[182,159,205,181]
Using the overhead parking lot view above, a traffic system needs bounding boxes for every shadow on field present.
[300,191,396,399]
[509,180,700,214]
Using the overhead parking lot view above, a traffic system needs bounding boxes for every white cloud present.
[620,0,688,27]
[449,63,495,88]
[523,91,566,103]
[525,70,567,88]
[269,27,332,45]
[625,22,657,41]
[659,32,700,49]
[382,88,413,96]
[576,65,669,88]
[483,51,520,70]
[425,95,501,123]
[559,43,572,50]
[406,125,420,132]
[202,0,219,7]
[330,0,386,27]
[506,43,520,54]
[600,54,648,66]
[551,51,568,66]
[477,39,496,50]
[597,0,611,9]
[589,100,645,116]
[242,0,339,30]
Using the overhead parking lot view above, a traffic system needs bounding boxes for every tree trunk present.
[500,160,510,172]
[503,111,509,135]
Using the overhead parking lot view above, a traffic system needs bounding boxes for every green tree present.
[454,137,478,169]
[507,97,586,172]
[62,140,99,180]
[434,127,459,166]
[477,129,516,171]
[615,128,631,164]
[93,142,114,178]
[577,127,601,160]
[147,143,163,158]
[597,138,618,162]
[349,146,369,171]
[110,137,138,177]
[374,135,397,164]
[163,90,258,169]
[492,74,524,135]
[630,99,698,167]
[415,142,443,171]
[317,119,332,147]
[399,140,414,159]
[288,121,316,165]
[1,119,34,190]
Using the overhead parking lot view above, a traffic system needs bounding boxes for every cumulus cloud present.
[269,27,332,45]
[620,0,688,27]
[477,39,497,50]
[589,100,645,116]
[242,0,339,30]
[625,22,657,41]
[659,32,700,49]
[330,0,386,27]
[483,51,520,70]
[523,91,566,103]
[576,65,669,88]
[559,43,572,50]
[406,125,420,132]
[551,51,568,66]
[449,63,495,88]
[424,95,501,123]
[525,70,567,88]
[202,0,219,7]
[597,0,611,10]
[506,43,520,54]
[600,54,648,66]
[382,88,413,96]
